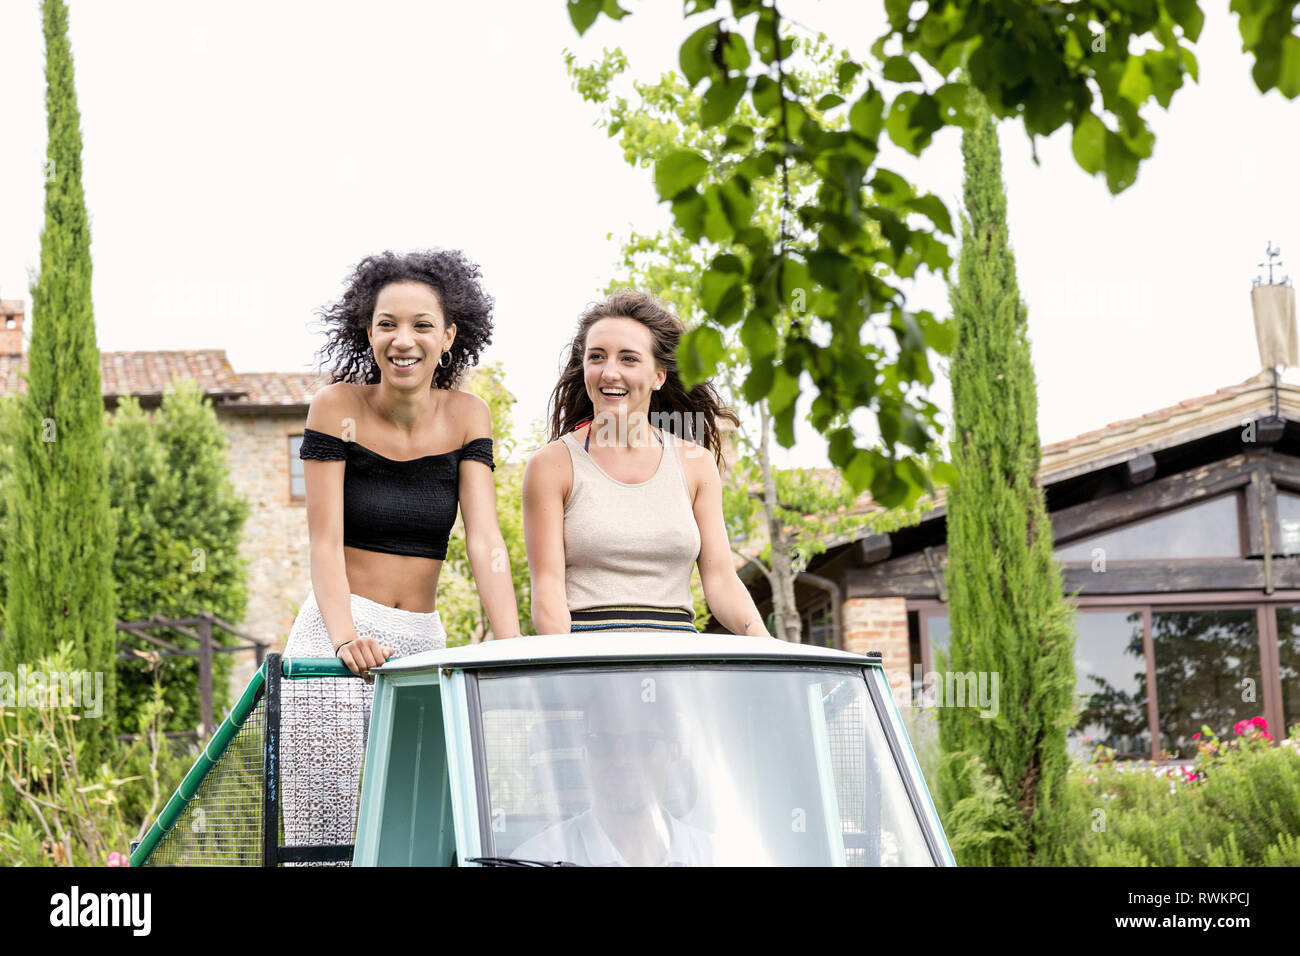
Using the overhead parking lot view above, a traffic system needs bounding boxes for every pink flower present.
[106,852,127,867]
[1193,732,1201,739]
[1234,720,1247,735]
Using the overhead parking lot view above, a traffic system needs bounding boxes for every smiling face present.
[583,316,666,418]
[366,280,455,387]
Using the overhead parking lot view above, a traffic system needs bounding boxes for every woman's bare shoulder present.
[306,381,360,433]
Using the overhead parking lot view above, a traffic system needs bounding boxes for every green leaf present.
[884,91,942,155]
[600,0,630,20]
[700,185,734,241]
[740,312,778,362]
[567,0,601,35]
[742,358,775,403]
[679,20,721,88]
[1071,112,1106,175]
[671,191,706,241]
[827,427,855,466]
[779,258,811,312]
[701,74,749,127]
[882,55,921,83]
[848,86,885,140]
[720,30,751,72]
[754,8,777,64]
[654,149,709,200]
[902,194,952,235]
[701,269,745,325]
[934,82,976,125]
[768,364,800,414]
[815,93,846,111]
[1118,55,1152,105]
[931,460,960,490]
[844,450,876,493]
[870,467,907,509]
[717,178,755,232]
[679,325,727,385]
[837,60,863,90]
[1103,130,1140,193]
[773,403,797,448]
[1167,0,1204,42]
[751,75,781,118]
[723,123,755,150]
[1280,34,1300,99]
[869,168,914,200]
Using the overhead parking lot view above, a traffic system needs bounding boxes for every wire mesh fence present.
[132,655,365,867]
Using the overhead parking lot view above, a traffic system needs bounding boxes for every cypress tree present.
[936,89,1077,865]
[1,0,117,748]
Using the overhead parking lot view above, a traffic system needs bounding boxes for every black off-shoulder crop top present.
[298,427,494,560]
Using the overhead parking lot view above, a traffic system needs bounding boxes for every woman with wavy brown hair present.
[523,289,770,637]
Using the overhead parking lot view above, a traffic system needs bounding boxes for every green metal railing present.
[130,655,360,867]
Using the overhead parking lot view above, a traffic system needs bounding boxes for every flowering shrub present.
[1040,720,1300,866]
[0,644,193,866]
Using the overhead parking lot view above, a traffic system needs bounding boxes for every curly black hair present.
[313,249,494,389]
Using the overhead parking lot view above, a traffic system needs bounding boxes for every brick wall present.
[843,596,911,708]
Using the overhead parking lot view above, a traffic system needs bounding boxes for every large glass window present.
[1053,494,1242,562]
[1071,610,1149,760]
[1273,608,1300,734]
[476,665,936,866]
[1151,609,1262,759]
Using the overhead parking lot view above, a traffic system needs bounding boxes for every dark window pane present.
[1072,610,1149,760]
[907,612,922,701]
[807,605,831,648]
[1274,607,1300,734]
[1053,494,1241,562]
[290,435,305,498]
[1152,609,1262,759]
[1277,493,1300,555]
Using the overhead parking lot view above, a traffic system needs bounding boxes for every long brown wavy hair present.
[547,290,739,469]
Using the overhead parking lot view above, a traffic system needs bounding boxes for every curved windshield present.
[474,664,935,866]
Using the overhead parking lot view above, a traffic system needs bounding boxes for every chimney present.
[0,300,23,357]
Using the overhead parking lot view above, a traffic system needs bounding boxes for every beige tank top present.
[561,428,701,615]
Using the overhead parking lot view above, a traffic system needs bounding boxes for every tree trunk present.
[758,403,801,642]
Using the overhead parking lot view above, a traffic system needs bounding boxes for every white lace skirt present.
[280,590,446,864]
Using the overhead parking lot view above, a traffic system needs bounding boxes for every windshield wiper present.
[466,856,581,867]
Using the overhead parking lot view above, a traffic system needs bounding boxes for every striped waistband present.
[569,606,698,633]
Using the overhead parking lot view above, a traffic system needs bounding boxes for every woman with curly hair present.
[523,289,770,637]
[283,248,521,861]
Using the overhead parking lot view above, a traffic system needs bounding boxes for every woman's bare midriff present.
[344,546,442,613]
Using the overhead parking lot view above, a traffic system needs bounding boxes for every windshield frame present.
[463,660,947,866]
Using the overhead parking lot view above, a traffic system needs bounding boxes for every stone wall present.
[218,409,311,687]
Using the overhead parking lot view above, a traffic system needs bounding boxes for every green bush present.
[108,379,250,736]
[1042,720,1300,866]
[0,642,192,866]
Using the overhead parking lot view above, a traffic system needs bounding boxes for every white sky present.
[1,1,1297,468]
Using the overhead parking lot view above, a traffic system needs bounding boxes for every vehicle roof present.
[376,633,881,673]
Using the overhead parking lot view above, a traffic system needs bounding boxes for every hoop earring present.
[439,350,452,369]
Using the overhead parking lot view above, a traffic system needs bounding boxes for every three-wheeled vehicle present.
[131,634,954,867]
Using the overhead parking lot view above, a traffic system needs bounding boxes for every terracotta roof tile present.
[218,371,332,408]
[0,351,335,409]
